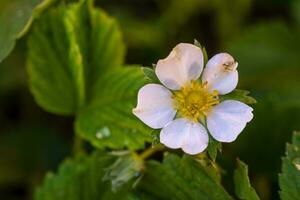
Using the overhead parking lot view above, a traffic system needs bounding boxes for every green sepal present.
[220,89,257,104]
[194,39,208,65]
[141,67,160,83]
[207,136,222,161]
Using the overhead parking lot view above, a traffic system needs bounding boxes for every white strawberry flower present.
[133,43,253,155]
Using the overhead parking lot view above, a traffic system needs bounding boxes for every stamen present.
[172,80,219,122]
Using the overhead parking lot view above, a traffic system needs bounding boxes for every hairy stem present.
[140,144,166,160]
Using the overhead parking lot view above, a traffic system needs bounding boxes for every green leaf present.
[0,0,56,62]
[137,153,233,200]
[279,131,300,200]
[220,89,256,104]
[36,151,236,200]
[234,160,260,200]
[103,152,144,192]
[35,150,136,200]
[75,67,152,150]
[27,1,125,115]
[27,5,76,115]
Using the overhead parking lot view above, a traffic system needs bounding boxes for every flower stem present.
[140,144,166,160]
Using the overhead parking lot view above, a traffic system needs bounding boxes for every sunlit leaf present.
[75,67,152,150]
[27,1,125,115]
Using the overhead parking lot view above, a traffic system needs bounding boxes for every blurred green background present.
[0,0,300,199]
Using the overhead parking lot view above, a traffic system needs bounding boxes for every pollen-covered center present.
[172,80,219,122]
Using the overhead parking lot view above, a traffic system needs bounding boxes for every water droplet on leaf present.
[96,127,111,139]
[292,158,300,170]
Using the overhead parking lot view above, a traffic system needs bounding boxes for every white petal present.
[160,118,209,155]
[133,84,176,129]
[202,53,238,95]
[155,43,203,90]
[160,119,187,149]
[207,100,253,142]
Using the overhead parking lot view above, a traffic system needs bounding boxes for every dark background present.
[1,0,300,199]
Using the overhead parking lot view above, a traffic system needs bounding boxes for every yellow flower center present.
[172,80,219,122]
